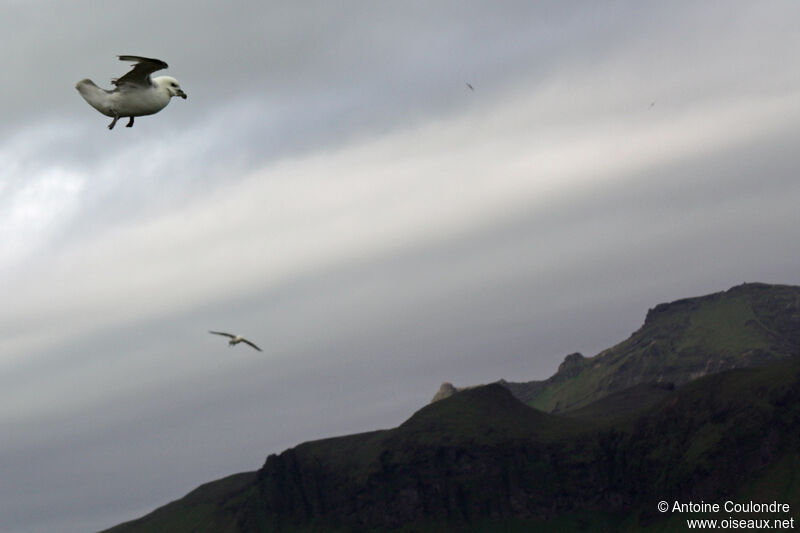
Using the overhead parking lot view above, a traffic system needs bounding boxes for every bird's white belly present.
[110,89,170,117]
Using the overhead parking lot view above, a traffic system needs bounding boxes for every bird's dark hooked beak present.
[177,89,187,99]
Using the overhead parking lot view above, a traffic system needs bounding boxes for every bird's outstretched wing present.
[241,338,263,352]
[113,56,169,88]
[209,331,236,339]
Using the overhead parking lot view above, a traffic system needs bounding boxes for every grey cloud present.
[2,2,800,532]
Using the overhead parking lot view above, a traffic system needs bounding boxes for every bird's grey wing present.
[242,339,263,352]
[209,331,236,339]
[112,56,169,88]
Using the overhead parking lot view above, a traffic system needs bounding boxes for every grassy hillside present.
[523,283,800,412]
[101,283,800,532]
[102,473,257,533]
[102,355,800,532]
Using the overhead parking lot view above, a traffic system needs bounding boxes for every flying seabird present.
[209,331,263,351]
[75,55,187,130]
[466,82,474,91]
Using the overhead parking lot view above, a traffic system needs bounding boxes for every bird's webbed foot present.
[126,117,134,128]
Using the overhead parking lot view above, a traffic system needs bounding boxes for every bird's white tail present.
[75,79,112,116]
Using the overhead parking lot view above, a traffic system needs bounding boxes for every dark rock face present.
[104,360,800,532]
[243,361,800,531]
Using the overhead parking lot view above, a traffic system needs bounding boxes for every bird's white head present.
[154,76,187,99]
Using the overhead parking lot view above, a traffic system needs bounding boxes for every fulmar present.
[76,55,187,129]
[209,331,263,352]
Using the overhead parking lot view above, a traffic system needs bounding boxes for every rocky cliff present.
[465,283,800,412]
[102,283,800,532]
[104,357,800,532]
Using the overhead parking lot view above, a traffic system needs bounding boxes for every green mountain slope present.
[501,283,800,413]
[101,473,257,533]
[101,283,800,532]
[103,356,800,532]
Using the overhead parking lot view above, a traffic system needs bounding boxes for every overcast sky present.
[2,2,800,532]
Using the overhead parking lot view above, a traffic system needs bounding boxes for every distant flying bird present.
[76,55,187,130]
[466,83,474,91]
[209,331,263,351]
[649,100,656,108]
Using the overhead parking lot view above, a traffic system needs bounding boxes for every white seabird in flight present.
[75,55,187,130]
[209,331,263,352]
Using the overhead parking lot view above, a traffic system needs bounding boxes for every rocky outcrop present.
[430,382,460,402]
[557,352,587,376]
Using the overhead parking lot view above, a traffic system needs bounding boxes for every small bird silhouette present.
[466,83,474,91]
[209,331,262,351]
